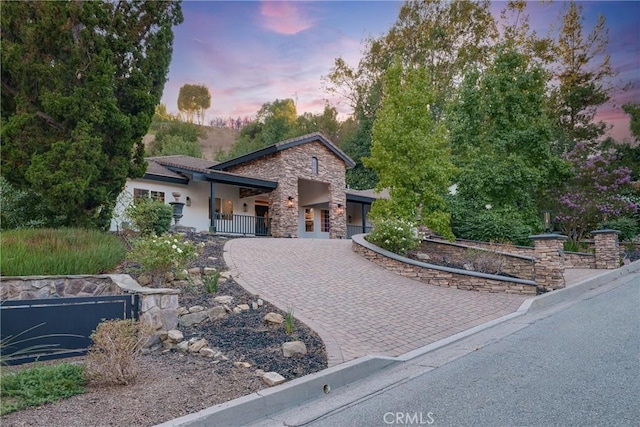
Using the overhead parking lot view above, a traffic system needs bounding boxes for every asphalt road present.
[302,278,640,427]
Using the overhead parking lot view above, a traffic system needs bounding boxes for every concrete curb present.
[159,260,639,427]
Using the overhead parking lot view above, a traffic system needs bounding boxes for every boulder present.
[237,304,250,311]
[180,311,209,327]
[213,295,234,305]
[207,306,227,321]
[199,348,217,358]
[188,305,205,313]
[264,312,284,325]
[167,329,184,343]
[282,341,307,358]
[262,372,286,386]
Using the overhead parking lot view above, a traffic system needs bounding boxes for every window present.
[133,188,165,202]
[311,156,318,175]
[305,208,314,232]
[321,209,330,233]
[209,197,234,220]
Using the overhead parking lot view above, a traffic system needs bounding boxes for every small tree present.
[365,60,456,238]
[177,84,211,125]
[554,142,637,242]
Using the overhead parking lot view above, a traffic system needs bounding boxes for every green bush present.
[606,216,639,241]
[125,199,173,236]
[452,207,533,246]
[366,218,419,256]
[1,363,85,415]
[0,228,126,275]
[127,233,201,287]
[0,176,48,230]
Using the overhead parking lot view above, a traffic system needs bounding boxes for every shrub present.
[1,363,85,415]
[84,319,152,386]
[125,199,173,236]
[204,271,220,293]
[366,218,419,256]
[606,216,638,242]
[0,176,48,230]
[463,247,506,275]
[127,233,200,287]
[452,207,533,246]
[0,228,126,276]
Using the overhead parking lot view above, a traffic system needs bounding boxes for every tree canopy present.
[1,0,183,228]
[177,83,211,125]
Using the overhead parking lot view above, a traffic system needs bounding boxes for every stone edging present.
[351,234,537,294]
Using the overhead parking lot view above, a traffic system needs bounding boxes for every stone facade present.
[530,234,568,291]
[563,252,597,268]
[352,237,537,295]
[592,230,621,269]
[414,240,536,280]
[225,140,348,239]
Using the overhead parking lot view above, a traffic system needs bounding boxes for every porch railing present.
[347,224,373,239]
[214,214,271,236]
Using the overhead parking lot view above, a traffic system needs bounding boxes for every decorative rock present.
[187,267,201,275]
[254,369,265,377]
[223,304,233,313]
[264,312,284,325]
[251,302,259,310]
[207,306,227,321]
[233,307,242,314]
[167,329,184,343]
[188,338,208,353]
[203,267,218,275]
[282,341,307,358]
[234,361,252,368]
[213,295,233,305]
[164,272,175,283]
[207,256,217,262]
[237,304,250,311]
[177,306,189,316]
[180,311,209,327]
[189,305,205,313]
[199,348,217,358]
[262,372,286,386]
[219,271,232,279]
[257,299,264,307]
[177,341,189,352]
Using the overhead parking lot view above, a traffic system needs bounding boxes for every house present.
[111,132,385,239]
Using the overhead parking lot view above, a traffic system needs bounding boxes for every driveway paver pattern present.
[224,238,531,367]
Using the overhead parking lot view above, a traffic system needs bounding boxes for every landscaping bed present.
[1,234,328,426]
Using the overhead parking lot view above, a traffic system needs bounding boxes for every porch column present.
[209,182,216,233]
[592,229,621,269]
[530,234,568,292]
[361,203,367,234]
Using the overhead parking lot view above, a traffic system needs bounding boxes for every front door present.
[255,205,269,236]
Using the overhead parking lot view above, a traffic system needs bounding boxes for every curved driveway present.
[224,238,529,367]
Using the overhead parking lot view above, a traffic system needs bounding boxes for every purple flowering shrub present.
[554,142,637,242]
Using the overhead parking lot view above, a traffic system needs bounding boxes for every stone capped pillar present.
[530,234,568,292]
[592,229,621,269]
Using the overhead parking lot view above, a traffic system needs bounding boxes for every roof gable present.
[212,132,356,170]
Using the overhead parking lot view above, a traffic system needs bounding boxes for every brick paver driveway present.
[224,238,529,367]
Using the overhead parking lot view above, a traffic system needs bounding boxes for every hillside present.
[144,126,240,161]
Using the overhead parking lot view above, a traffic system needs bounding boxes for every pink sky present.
[162,1,640,142]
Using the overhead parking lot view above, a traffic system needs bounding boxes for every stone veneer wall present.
[0,274,179,333]
[451,238,535,257]
[592,230,621,269]
[414,239,535,280]
[563,252,597,268]
[352,235,537,295]
[225,140,347,239]
[530,235,568,291]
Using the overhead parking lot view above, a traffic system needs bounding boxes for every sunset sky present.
[161,1,640,142]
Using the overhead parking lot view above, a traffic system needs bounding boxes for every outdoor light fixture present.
[186,196,191,207]
[543,210,552,233]
[243,203,248,212]
[287,196,294,208]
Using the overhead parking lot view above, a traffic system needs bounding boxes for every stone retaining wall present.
[563,252,597,268]
[0,274,179,333]
[451,238,535,256]
[414,239,535,281]
[352,235,537,295]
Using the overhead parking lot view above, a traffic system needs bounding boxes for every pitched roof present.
[148,155,219,174]
[212,132,356,170]
[345,188,390,204]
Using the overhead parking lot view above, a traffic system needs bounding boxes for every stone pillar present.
[530,234,568,292]
[269,185,298,238]
[592,229,621,269]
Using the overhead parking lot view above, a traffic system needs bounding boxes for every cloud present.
[260,1,314,35]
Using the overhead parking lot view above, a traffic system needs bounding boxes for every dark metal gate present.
[1,294,139,365]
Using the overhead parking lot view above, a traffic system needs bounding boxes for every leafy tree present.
[553,141,636,243]
[147,121,205,157]
[550,0,614,153]
[325,0,497,190]
[623,103,640,142]
[294,104,341,143]
[449,45,561,238]
[177,83,211,125]
[365,60,456,238]
[1,1,183,229]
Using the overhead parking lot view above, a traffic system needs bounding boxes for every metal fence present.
[215,214,271,236]
[347,224,373,239]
